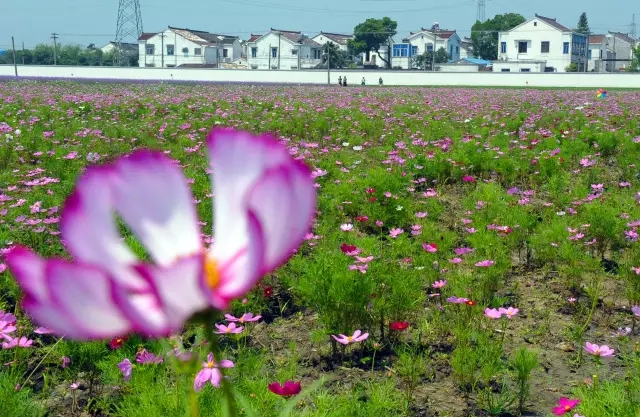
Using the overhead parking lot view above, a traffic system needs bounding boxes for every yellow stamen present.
[204,255,221,289]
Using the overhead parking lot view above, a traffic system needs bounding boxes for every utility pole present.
[432,24,438,71]
[277,31,281,70]
[51,32,58,65]
[11,37,18,76]
[327,45,331,85]
[160,33,165,67]
[630,14,637,40]
[21,41,25,64]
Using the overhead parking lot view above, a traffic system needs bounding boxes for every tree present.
[321,41,347,69]
[349,16,397,69]
[628,45,640,72]
[471,13,526,60]
[575,12,590,35]
[413,47,449,70]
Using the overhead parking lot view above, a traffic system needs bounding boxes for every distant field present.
[0,81,639,417]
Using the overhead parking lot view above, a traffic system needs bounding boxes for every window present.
[145,63,155,67]
[411,45,418,56]
[563,42,569,54]
[534,22,537,26]
[166,64,175,67]
[520,68,531,72]
[455,46,459,54]
[518,41,527,53]
[146,44,154,55]
[588,49,592,59]
[251,47,257,57]
[500,41,506,53]
[292,49,298,55]
[271,47,278,58]
[450,45,453,56]
[194,48,202,56]
[501,68,511,72]
[182,47,189,57]
[392,44,409,57]
[166,45,174,56]
[223,49,228,58]
[541,41,549,53]
[427,44,433,52]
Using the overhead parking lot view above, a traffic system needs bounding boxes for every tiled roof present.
[167,26,238,45]
[138,32,157,41]
[318,32,352,45]
[267,29,322,47]
[609,32,635,44]
[421,28,456,39]
[589,34,605,43]
[247,34,262,42]
[534,14,571,32]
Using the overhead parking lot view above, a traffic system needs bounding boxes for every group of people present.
[337,76,384,87]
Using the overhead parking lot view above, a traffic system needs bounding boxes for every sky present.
[0,0,636,50]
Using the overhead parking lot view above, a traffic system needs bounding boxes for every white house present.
[497,13,588,72]
[138,26,241,68]
[606,32,635,71]
[588,35,614,72]
[311,32,352,53]
[100,41,138,56]
[391,24,462,69]
[246,29,323,70]
[362,43,393,68]
[492,60,547,72]
[460,37,474,59]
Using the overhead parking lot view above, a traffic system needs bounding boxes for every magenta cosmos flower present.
[332,330,369,345]
[552,397,580,415]
[194,353,234,392]
[268,381,301,397]
[4,128,317,340]
[583,342,615,357]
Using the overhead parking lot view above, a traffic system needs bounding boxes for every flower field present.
[1,80,640,417]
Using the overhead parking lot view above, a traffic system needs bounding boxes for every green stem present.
[23,336,64,387]
[204,310,239,417]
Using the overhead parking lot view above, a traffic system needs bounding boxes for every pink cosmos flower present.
[484,308,502,319]
[118,358,132,381]
[340,223,354,231]
[0,263,6,273]
[0,321,16,341]
[224,313,261,323]
[498,307,519,318]
[0,310,16,324]
[4,128,316,340]
[214,322,244,334]
[332,330,369,345]
[475,260,495,267]
[432,280,447,289]
[135,349,163,364]
[389,228,404,238]
[552,397,580,415]
[2,336,33,349]
[449,258,463,264]
[422,242,438,253]
[414,212,428,218]
[446,296,469,304]
[583,342,615,357]
[632,305,640,316]
[193,353,234,392]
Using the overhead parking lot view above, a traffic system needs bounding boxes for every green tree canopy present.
[629,45,640,72]
[413,47,449,69]
[348,16,397,68]
[470,13,526,60]
[575,12,591,35]
[320,41,348,69]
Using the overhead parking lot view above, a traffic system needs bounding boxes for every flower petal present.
[246,163,316,271]
[211,210,265,307]
[5,246,48,301]
[109,151,202,265]
[26,260,132,340]
[194,368,212,392]
[60,167,143,288]
[218,359,234,368]
[209,368,222,387]
[206,128,290,267]
[131,254,208,334]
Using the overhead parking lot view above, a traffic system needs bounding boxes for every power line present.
[50,33,58,65]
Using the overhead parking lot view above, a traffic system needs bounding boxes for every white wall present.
[492,61,547,73]
[2,65,640,88]
[140,30,206,67]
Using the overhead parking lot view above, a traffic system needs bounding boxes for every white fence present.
[1,65,639,88]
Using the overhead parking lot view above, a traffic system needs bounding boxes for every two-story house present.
[588,35,615,72]
[138,26,241,68]
[496,14,588,72]
[392,24,462,69]
[246,29,323,70]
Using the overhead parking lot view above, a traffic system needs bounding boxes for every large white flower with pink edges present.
[5,128,316,340]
